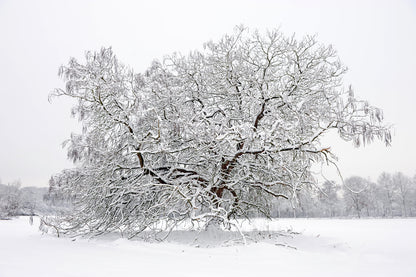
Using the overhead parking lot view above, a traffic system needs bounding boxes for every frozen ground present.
[1,217,415,277]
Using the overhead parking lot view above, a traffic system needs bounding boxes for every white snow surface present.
[1,217,415,277]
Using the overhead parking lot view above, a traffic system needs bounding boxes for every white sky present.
[0,0,415,187]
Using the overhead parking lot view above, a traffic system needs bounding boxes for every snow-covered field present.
[1,217,415,277]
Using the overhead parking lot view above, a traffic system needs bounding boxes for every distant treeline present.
[271,172,416,218]
[1,171,415,219]
[0,182,49,218]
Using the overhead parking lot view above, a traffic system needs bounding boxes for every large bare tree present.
[48,26,391,237]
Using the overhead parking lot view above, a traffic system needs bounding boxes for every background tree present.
[343,176,373,218]
[375,172,395,217]
[410,175,416,217]
[0,181,22,218]
[20,187,50,215]
[317,181,342,217]
[48,26,391,237]
[392,172,412,217]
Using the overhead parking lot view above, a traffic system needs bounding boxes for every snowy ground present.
[1,217,415,277]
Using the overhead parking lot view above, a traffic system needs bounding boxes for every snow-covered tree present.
[343,176,372,218]
[317,181,342,217]
[392,172,412,217]
[375,172,395,217]
[0,182,22,218]
[410,175,416,217]
[49,26,391,237]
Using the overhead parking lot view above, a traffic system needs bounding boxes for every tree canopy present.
[49,26,391,237]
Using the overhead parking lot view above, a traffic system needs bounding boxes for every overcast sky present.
[0,0,415,187]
